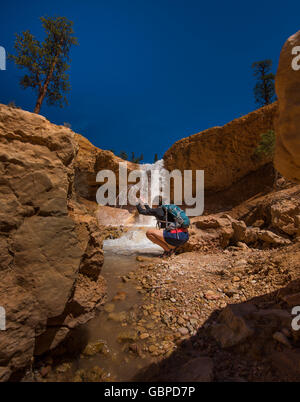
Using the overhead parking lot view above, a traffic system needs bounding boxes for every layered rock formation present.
[274,29,300,183]
[182,184,300,253]
[0,105,106,380]
[74,134,138,202]
[164,103,278,211]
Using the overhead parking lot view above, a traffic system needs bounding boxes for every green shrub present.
[253,129,275,160]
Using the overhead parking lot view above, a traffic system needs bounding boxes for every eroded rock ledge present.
[164,103,278,210]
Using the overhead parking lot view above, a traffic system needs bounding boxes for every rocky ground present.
[32,239,300,382]
[131,241,300,381]
[27,182,300,382]
[129,183,300,381]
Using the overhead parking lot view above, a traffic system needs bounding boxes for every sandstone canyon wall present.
[274,29,300,183]
[0,104,106,381]
[74,133,138,202]
[164,103,278,211]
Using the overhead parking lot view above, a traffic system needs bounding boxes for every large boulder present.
[234,184,300,238]
[211,304,257,348]
[274,30,300,183]
[182,208,293,253]
[0,104,106,379]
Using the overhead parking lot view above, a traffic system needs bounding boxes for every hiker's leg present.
[146,229,175,251]
[146,229,170,251]
[152,230,176,249]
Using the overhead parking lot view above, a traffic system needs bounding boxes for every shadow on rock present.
[133,279,300,382]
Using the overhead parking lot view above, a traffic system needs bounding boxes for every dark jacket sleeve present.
[136,204,162,217]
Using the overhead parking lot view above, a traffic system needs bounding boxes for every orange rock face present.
[0,104,106,380]
[164,103,277,194]
[74,133,138,201]
[274,30,300,183]
[96,205,136,226]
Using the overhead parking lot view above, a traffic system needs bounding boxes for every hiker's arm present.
[136,203,159,216]
[136,203,148,215]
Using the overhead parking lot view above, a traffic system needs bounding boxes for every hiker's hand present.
[136,202,143,210]
[139,194,147,204]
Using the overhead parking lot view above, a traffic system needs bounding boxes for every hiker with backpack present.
[136,198,190,257]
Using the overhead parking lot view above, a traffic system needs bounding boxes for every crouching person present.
[136,199,190,257]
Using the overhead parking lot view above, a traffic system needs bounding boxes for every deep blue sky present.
[0,1,299,162]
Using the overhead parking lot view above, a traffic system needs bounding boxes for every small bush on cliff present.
[254,130,275,160]
[7,101,20,109]
[9,16,78,114]
[253,130,280,187]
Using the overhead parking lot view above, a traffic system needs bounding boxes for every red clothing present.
[169,228,188,233]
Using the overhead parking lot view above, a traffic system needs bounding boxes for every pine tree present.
[154,153,158,162]
[252,60,276,107]
[119,151,128,160]
[131,152,143,163]
[9,16,78,114]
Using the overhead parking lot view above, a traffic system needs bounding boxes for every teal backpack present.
[160,204,190,230]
